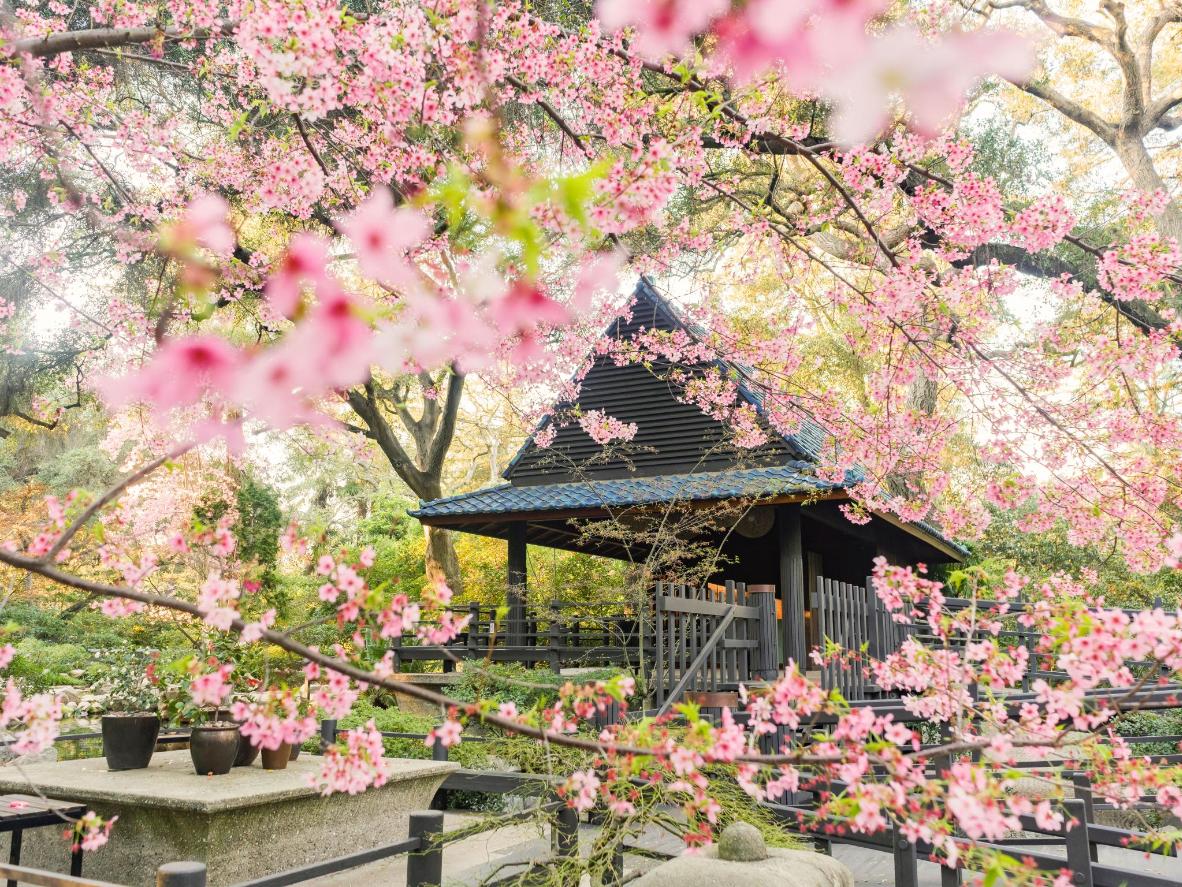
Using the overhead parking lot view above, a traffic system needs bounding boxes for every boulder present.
[631,822,853,887]
[718,821,767,861]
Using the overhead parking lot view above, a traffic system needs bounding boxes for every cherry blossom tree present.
[2,0,1182,879]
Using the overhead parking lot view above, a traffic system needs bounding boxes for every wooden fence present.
[389,598,647,673]
[651,580,776,715]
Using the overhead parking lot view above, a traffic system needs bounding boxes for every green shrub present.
[7,638,90,691]
[335,701,492,769]
[446,663,634,714]
[1114,709,1182,758]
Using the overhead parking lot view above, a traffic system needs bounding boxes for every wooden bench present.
[0,793,86,887]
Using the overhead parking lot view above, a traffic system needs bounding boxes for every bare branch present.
[1015,78,1117,144]
[426,368,465,476]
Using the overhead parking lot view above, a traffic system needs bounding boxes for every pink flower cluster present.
[72,811,117,853]
[0,679,62,757]
[232,689,317,752]
[189,661,234,708]
[578,409,638,445]
[314,720,389,796]
[1097,231,1182,302]
[596,0,1032,144]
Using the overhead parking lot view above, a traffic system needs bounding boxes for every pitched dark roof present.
[414,277,966,562]
[409,464,968,559]
[501,278,829,484]
[412,463,838,520]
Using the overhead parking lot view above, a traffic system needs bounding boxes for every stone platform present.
[0,750,456,886]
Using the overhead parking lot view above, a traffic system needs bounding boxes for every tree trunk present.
[344,373,467,595]
[424,524,463,593]
[1114,130,1182,244]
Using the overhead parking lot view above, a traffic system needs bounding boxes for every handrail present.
[655,605,736,718]
[0,863,124,887]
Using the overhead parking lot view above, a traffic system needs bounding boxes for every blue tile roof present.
[411,464,968,559]
[411,464,837,519]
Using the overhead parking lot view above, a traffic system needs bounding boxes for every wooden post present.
[547,605,563,673]
[156,862,207,887]
[407,811,444,887]
[553,805,578,857]
[507,521,527,647]
[777,505,806,669]
[1063,799,1094,887]
[892,829,918,887]
[747,584,778,680]
[320,718,338,752]
[467,602,481,656]
[1072,773,1099,862]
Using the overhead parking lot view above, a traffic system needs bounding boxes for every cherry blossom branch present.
[8,21,238,58]
[42,444,194,563]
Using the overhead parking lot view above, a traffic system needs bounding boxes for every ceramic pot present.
[101,714,161,770]
[261,742,292,771]
[190,724,240,775]
[233,727,261,767]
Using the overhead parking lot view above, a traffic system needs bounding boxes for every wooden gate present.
[652,580,776,715]
[811,574,929,700]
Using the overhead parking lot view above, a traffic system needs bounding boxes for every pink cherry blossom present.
[338,188,430,291]
[596,0,729,61]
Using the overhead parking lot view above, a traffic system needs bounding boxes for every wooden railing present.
[651,581,776,714]
[389,598,649,673]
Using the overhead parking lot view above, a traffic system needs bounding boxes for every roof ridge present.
[500,278,826,480]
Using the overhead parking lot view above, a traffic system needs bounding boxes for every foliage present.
[336,701,492,770]
[1114,710,1182,759]
[447,663,634,714]
[5,637,90,692]
[87,648,163,716]
[702,766,805,849]
[968,509,1182,608]
[234,475,284,590]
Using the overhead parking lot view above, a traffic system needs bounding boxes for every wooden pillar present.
[746,584,779,681]
[507,521,527,647]
[777,505,806,669]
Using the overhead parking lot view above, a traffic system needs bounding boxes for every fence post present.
[407,810,444,887]
[320,719,337,753]
[553,805,578,857]
[548,605,563,674]
[1063,799,1094,887]
[747,585,778,680]
[156,862,207,887]
[892,829,918,887]
[1071,773,1099,862]
[605,847,623,887]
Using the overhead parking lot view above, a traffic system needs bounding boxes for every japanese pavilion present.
[411,279,964,701]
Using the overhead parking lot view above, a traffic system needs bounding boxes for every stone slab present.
[387,672,461,715]
[0,750,456,886]
[630,845,854,887]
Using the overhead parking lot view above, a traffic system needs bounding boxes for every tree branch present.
[426,368,465,477]
[953,242,1171,339]
[44,444,194,563]
[1015,78,1117,144]
[344,384,433,497]
[10,22,237,58]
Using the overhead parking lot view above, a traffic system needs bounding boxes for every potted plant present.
[158,662,240,776]
[234,687,316,772]
[260,741,292,770]
[188,710,240,775]
[95,650,162,771]
[234,728,262,767]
